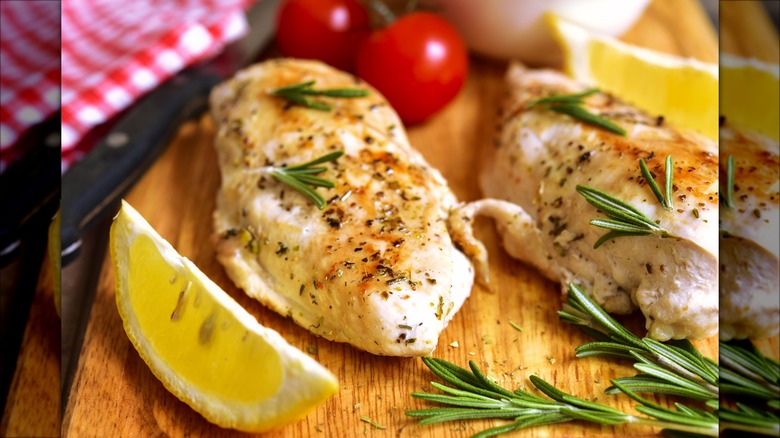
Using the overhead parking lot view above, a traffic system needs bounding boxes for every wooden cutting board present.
[59,2,721,436]
[1,0,774,437]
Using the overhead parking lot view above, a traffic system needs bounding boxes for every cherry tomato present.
[355,12,468,124]
[275,0,371,71]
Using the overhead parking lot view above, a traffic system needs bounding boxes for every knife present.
[0,114,61,267]
[59,0,281,266]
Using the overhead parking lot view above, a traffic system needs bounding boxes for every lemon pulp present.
[128,234,282,402]
[720,54,780,140]
[111,200,338,432]
[548,14,719,139]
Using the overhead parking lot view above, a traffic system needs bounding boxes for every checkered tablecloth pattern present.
[0,1,61,173]
[0,0,256,173]
[61,0,257,171]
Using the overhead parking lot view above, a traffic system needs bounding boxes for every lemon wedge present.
[110,200,338,432]
[721,53,780,141]
[547,14,719,139]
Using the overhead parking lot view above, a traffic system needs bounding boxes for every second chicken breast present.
[452,64,719,341]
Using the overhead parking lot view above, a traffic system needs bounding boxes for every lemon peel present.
[547,13,718,139]
[111,200,338,432]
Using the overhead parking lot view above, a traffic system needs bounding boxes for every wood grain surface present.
[720,0,780,63]
[0,250,60,437]
[2,0,778,437]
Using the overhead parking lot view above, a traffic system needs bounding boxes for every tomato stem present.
[366,0,397,26]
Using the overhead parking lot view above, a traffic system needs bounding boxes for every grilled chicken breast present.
[451,64,719,341]
[209,59,474,356]
[719,122,780,340]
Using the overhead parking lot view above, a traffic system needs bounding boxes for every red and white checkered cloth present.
[0,0,258,173]
[61,0,257,171]
[0,1,61,173]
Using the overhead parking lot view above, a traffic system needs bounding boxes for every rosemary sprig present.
[576,155,676,248]
[565,286,780,436]
[720,340,780,402]
[408,361,717,437]
[408,282,780,436]
[407,283,720,437]
[576,184,671,248]
[269,80,369,110]
[267,151,344,210]
[560,284,719,401]
[529,88,627,136]
[566,287,780,436]
[718,339,780,435]
[640,155,674,211]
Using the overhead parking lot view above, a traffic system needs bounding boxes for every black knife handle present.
[61,68,221,265]
[0,115,61,267]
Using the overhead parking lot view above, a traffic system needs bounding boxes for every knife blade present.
[59,0,280,266]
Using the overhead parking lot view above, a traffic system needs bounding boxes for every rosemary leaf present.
[575,185,661,231]
[268,151,343,210]
[411,393,508,409]
[665,155,674,209]
[576,163,675,248]
[269,80,369,110]
[574,341,647,360]
[567,284,644,348]
[548,388,617,415]
[589,218,656,234]
[426,357,483,388]
[639,155,675,210]
[270,171,328,209]
[469,360,517,399]
[719,407,780,434]
[289,174,336,188]
[471,422,527,438]
[429,382,499,401]
[273,80,315,91]
[606,376,714,400]
[593,230,648,249]
[529,88,600,106]
[529,88,626,135]
[643,339,719,386]
[286,150,345,170]
[721,340,780,388]
[305,88,371,98]
[415,408,525,425]
[549,104,627,136]
[282,167,328,175]
[640,157,669,209]
[724,155,735,208]
[720,369,778,399]
[273,89,332,110]
[558,407,627,425]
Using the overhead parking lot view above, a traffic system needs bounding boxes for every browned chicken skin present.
[719,122,780,340]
